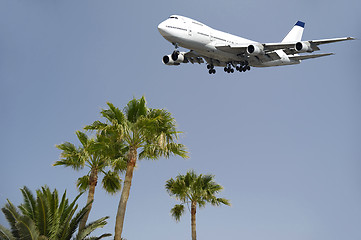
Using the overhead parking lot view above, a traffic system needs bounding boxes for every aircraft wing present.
[311,37,355,45]
[215,44,281,61]
[289,53,334,61]
[215,44,248,54]
[216,37,354,55]
[184,51,204,64]
[264,37,354,52]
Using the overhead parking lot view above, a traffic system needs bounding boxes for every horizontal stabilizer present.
[289,53,334,61]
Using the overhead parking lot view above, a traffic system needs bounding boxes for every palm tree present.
[54,131,125,231]
[165,170,230,240]
[0,185,111,240]
[85,96,189,240]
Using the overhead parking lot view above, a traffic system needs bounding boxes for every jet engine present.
[247,44,265,55]
[295,41,313,53]
[162,51,187,65]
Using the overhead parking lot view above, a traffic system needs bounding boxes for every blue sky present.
[1,0,360,239]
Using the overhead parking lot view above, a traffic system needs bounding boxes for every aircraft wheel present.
[247,66,251,71]
[231,69,234,73]
[236,66,240,71]
[224,67,228,72]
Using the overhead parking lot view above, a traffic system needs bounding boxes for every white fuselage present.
[158,15,298,67]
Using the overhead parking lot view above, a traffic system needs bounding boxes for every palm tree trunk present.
[114,148,137,240]
[79,168,98,231]
[191,201,197,240]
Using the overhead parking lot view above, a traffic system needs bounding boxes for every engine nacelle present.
[162,55,179,65]
[162,51,187,65]
[295,41,313,53]
[247,44,265,55]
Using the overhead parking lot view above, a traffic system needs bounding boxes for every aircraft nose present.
[158,21,168,36]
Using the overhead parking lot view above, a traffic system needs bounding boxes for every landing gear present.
[207,64,216,74]
[236,61,251,72]
[205,61,251,74]
[224,64,235,73]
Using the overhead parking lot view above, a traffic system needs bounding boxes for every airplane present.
[158,15,354,74]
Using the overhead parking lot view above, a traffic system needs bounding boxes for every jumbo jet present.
[158,15,354,74]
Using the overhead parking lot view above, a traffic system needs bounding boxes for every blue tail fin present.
[282,21,305,43]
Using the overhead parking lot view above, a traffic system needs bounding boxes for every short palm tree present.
[85,97,188,240]
[165,170,230,240]
[54,131,124,231]
[0,185,111,240]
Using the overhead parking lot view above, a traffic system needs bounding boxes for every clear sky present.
[1,0,360,239]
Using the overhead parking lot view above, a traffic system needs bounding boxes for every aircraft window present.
[169,16,178,19]
[192,21,203,26]
[211,36,226,42]
[166,25,187,31]
[198,32,209,37]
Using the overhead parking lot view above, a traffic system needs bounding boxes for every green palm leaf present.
[2,201,22,239]
[75,216,109,240]
[18,186,37,222]
[76,175,90,192]
[101,171,122,194]
[170,204,185,222]
[15,215,39,240]
[0,224,16,240]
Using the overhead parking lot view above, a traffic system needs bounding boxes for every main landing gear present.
[224,61,251,73]
[207,64,216,74]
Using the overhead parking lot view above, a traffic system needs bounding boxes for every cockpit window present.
[169,16,178,19]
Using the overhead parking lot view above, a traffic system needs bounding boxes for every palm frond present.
[2,200,21,239]
[63,200,93,240]
[35,188,48,236]
[110,157,127,173]
[170,204,185,222]
[102,102,126,125]
[0,224,15,240]
[101,171,122,194]
[75,216,109,240]
[16,215,40,240]
[124,97,148,123]
[84,121,108,131]
[83,233,112,240]
[76,131,89,147]
[215,198,231,207]
[18,186,37,220]
[76,175,90,192]
[54,142,85,170]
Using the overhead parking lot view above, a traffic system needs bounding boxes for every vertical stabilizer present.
[282,21,305,43]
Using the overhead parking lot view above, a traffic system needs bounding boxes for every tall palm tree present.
[165,170,230,240]
[0,186,111,240]
[85,97,189,240]
[54,131,125,231]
